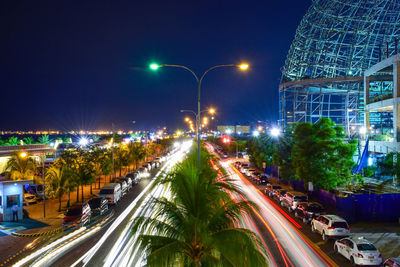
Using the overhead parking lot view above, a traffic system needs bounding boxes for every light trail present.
[223,160,337,267]
[16,141,192,267]
[70,140,192,267]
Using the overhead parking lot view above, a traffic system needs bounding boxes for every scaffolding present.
[279,0,400,133]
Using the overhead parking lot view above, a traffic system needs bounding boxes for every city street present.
[12,142,191,267]
[220,160,348,267]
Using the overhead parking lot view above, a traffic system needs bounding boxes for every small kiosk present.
[0,180,33,222]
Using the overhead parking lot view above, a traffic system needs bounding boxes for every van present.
[112,179,128,196]
[99,183,121,204]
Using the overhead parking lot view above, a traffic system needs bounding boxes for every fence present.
[314,189,400,223]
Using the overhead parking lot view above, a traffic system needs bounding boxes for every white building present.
[363,53,400,154]
[0,180,33,221]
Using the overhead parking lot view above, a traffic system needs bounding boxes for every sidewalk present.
[0,169,130,265]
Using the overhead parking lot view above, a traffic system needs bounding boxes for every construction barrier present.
[11,227,63,238]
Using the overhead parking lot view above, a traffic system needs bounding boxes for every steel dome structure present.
[279,0,400,134]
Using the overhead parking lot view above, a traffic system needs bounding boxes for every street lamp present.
[270,127,281,137]
[150,62,248,168]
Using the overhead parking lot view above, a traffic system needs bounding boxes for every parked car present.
[383,257,400,267]
[99,183,122,204]
[23,193,37,205]
[240,163,249,172]
[264,184,282,197]
[126,172,140,184]
[118,177,133,191]
[113,179,128,196]
[280,191,308,211]
[272,189,287,202]
[257,174,270,185]
[241,166,250,175]
[63,203,91,227]
[334,236,382,266]
[88,197,108,216]
[294,202,325,223]
[246,169,257,177]
[138,167,150,178]
[311,215,350,241]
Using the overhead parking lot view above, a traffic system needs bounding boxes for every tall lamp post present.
[270,127,281,179]
[150,63,249,168]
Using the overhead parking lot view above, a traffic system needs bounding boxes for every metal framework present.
[279,0,400,133]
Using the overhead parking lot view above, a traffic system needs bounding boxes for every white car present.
[311,215,350,241]
[334,237,382,266]
[24,193,37,205]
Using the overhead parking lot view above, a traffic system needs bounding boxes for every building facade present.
[280,0,400,135]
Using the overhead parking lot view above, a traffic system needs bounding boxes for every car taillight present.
[328,226,335,229]
[346,227,350,230]
[357,253,363,258]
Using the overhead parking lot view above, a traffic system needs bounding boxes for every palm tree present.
[115,146,128,176]
[127,142,146,170]
[132,149,268,266]
[5,136,20,146]
[58,150,80,202]
[23,137,34,145]
[38,134,51,144]
[5,151,37,180]
[45,163,73,211]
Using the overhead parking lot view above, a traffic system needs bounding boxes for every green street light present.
[149,63,160,70]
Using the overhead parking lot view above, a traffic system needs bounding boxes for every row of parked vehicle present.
[262,184,390,266]
[233,161,269,185]
[62,156,166,228]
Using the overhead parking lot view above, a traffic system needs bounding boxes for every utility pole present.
[112,123,115,180]
[42,153,46,218]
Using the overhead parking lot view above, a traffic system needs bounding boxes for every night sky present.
[0,0,309,131]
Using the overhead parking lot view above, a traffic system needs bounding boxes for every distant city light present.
[19,152,27,158]
[253,130,260,137]
[270,127,281,137]
[226,128,233,134]
[78,137,89,146]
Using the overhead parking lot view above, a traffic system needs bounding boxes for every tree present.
[114,146,129,177]
[247,133,277,169]
[127,142,146,169]
[45,163,73,211]
[38,134,51,144]
[272,125,296,181]
[58,150,80,202]
[132,149,268,266]
[292,117,357,191]
[23,137,35,145]
[75,149,96,200]
[5,151,37,180]
[5,136,20,146]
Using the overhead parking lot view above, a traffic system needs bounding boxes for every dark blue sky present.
[0,0,309,131]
